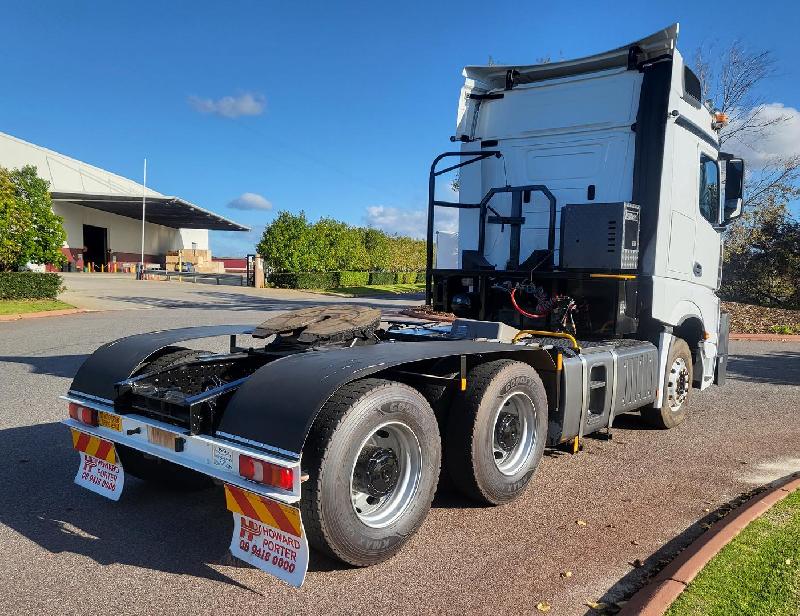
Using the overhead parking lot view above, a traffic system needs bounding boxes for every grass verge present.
[320,283,425,297]
[666,488,800,616]
[0,299,75,315]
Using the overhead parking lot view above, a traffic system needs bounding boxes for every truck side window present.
[698,154,720,224]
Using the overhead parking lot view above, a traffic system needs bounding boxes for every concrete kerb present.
[729,333,800,342]
[0,308,93,322]
[619,473,800,616]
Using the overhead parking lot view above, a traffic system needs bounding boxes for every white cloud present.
[725,103,800,164]
[227,192,273,211]
[364,205,457,239]
[188,93,266,118]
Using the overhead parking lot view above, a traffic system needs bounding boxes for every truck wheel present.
[642,337,693,429]
[445,359,548,505]
[301,378,441,566]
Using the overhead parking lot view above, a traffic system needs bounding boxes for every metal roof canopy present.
[51,192,249,231]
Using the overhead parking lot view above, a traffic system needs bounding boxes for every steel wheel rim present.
[666,356,690,411]
[491,391,537,476]
[349,420,422,528]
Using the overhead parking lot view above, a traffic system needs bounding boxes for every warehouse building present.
[0,131,247,271]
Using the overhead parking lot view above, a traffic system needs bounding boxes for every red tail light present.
[239,454,294,491]
[68,402,98,426]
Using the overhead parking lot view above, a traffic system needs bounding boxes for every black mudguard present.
[217,340,551,460]
[69,325,254,401]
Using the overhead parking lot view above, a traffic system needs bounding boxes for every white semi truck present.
[62,24,743,587]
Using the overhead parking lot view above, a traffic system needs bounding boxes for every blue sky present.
[2,1,799,256]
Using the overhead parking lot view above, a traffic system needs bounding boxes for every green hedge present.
[267,271,425,289]
[396,272,419,284]
[268,272,341,289]
[0,272,62,300]
[368,272,396,285]
[339,271,370,287]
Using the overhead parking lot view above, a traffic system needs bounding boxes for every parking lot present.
[1,276,798,615]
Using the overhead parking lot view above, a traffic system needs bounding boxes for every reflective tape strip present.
[71,428,116,464]
[224,484,301,537]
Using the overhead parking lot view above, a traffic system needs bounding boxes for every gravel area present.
[0,275,797,615]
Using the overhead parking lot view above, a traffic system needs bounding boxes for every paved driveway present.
[1,276,798,615]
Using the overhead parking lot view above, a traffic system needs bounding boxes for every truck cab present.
[428,23,743,402]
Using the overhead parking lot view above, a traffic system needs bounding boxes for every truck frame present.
[62,24,744,587]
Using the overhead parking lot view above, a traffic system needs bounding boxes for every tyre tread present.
[445,359,545,504]
[301,378,437,564]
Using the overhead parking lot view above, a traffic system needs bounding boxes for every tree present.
[256,210,313,272]
[0,165,66,271]
[693,42,800,306]
[362,227,390,270]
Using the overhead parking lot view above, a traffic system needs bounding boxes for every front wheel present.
[642,337,693,429]
[301,379,441,566]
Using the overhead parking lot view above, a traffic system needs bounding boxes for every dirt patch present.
[722,301,800,334]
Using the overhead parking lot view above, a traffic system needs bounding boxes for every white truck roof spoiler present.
[462,23,678,91]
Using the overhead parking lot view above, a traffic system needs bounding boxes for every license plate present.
[147,426,178,450]
[98,411,122,432]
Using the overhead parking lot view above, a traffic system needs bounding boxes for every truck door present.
[693,149,722,289]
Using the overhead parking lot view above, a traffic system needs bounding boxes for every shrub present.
[369,272,396,285]
[339,271,370,287]
[396,271,420,284]
[415,271,427,283]
[295,272,340,289]
[0,166,66,271]
[0,272,62,300]
[267,272,297,288]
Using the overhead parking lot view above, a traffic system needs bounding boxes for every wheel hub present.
[667,357,690,409]
[352,446,400,497]
[494,412,521,452]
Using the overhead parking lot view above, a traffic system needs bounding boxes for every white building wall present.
[54,201,208,258]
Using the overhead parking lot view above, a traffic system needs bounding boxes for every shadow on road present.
[727,350,800,386]
[0,354,89,378]
[0,422,345,591]
[95,291,418,313]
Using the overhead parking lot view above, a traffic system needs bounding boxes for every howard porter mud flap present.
[69,428,309,587]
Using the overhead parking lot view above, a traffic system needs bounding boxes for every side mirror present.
[723,158,744,224]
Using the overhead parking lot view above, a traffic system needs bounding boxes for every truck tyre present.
[301,378,441,566]
[642,337,693,429]
[134,346,205,376]
[122,347,213,490]
[445,359,548,506]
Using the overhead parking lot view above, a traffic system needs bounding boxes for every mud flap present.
[70,428,125,501]
[224,484,309,587]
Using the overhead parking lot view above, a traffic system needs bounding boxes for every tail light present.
[239,454,294,491]
[68,402,98,426]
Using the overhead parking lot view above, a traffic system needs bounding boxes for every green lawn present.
[0,299,75,315]
[667,488,800,616]
[321,282,425,297]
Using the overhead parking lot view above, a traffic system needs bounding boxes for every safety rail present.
[426,151,557,303]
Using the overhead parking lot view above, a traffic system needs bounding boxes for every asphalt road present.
[1,276,798,615]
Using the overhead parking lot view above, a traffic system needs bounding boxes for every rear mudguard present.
[217,339,553,461]
[69,327,554,463]
[69,325,254,402]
